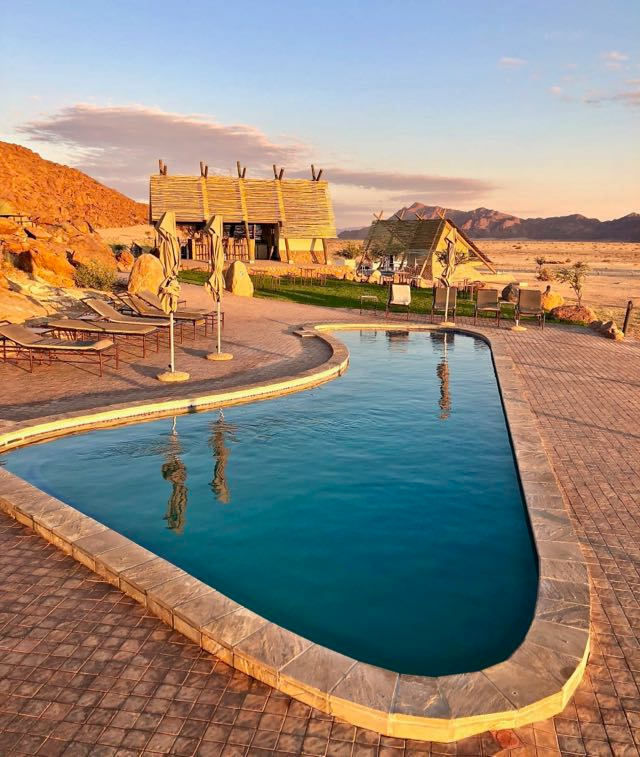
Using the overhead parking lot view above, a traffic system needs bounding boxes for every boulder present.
[128,252,164,295]
[0,235,29,255]
[589,320,603,331]
[117,249,134,272]
[598,320,624,340]
[17,243,76,287]
[68,233,117,271]
[549,305,597,324]
[416,277,430,289]
[367,270,382,285]
[225,260,254,297]
[501,283,519,303]
[541,288,564,311]
[0,218,19,236]
[0,289,50,323]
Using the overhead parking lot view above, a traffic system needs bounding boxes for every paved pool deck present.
[1,289,640,755]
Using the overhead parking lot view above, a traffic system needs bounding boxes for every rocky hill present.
[340,203,640,242]
[0,141,148,228]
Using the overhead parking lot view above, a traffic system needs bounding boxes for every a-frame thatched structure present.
[149,161,336,264]
[362,214,495,279]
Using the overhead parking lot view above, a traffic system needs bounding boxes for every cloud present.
[499,56,526,68]
[549,86,563,96]
[583,89,640,107]
[16,103,497,224]
[18,104,308,197]
[601,50,629,70]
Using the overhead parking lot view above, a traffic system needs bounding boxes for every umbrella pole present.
[217,299,221,355]
[170,312,175,373]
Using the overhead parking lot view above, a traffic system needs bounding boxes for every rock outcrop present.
[0,141,147,228]
[117,250,134,272]
[590,319,624,341]
[225,261,254,297]
[127,253,164,295]
[501,283,519,303]
[550,305,597,323]
[541,287,564,311]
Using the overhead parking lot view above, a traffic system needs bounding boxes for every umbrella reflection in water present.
[161,418,188,532]
[208,411,236,504]
[430,332,453,420]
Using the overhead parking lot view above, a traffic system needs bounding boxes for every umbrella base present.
[206,352,233,361]
[511,325,527,332]
[157,370,190,382]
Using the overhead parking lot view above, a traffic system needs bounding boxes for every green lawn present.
[179,270,479,318]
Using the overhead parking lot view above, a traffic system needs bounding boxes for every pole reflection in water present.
[161,417,188,532]
[208,411,236,504]
[430,332,453,420]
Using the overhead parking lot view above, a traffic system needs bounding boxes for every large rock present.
[17,243,76,287]
[541,288,564,311]
[550,304,597,323]
[0,289,50,322]
[225,261,254,297]
[68,232,117,271]
[117,249,134,272]
[25,225,52,241]
[0,218,19,235]
[128,252,164,295]
[367,269,382,285]
[501,283,519,303]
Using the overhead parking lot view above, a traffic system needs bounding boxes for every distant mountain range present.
[339,203,640,242]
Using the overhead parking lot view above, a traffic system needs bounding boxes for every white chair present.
[386,284,411,319]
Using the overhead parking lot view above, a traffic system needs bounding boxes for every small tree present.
[435,240,469,287]
[534,256,546,277]
[336,241,361,260]
[556,261,590,306]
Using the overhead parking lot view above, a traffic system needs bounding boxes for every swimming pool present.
[2,330,538,676]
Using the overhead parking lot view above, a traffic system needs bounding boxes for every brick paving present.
[1,290,640,755]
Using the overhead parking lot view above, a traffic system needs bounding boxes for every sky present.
[1,0,638,228]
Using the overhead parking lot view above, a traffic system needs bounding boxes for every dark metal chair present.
[431,286,457,323]
[474,289,501,326]
[516,289,545,329]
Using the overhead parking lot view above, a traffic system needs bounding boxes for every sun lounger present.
[137,290,223,333]
[122,293,214,339]
[516,289,545,329]
[474,289,501,326]
[0,321,118,375]
[82,298,185,343]
[46,318,160,357]
[386,284,411,319]
[431,286,457,323]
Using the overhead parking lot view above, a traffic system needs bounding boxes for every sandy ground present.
[480,240,640,325]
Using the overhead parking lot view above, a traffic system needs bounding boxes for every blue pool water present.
[2,331,538,676]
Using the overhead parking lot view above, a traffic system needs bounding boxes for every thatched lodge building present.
[149,162,336,264]
[364,216,495,279]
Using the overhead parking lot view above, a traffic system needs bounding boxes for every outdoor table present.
[359,294,379,315]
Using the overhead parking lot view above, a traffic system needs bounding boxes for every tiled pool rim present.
[0,323,590,743]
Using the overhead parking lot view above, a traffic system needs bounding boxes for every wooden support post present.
[321,238,328,265]
[159,159,164,175]
[623,300,634,334]
[311,164,316,180]
[315,169,323,181]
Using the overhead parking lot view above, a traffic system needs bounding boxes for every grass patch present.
[177,270,589,327]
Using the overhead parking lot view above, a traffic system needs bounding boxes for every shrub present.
[556,261,590,306]
[336,241,361,259]
[73,260,116,290]
[538,267,555,281]
[534,255,546,276]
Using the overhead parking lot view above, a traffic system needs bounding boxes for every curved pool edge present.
[0,322,590,742]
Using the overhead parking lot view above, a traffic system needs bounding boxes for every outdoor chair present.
[121,293,212,339]
[474,289,501,326]
[516,289,545,329]
[431,286,457,323]
[46,318,160,357]
[0,321,118,375]
[133,290,221,333]
[386,284,411,319]
[83,298,185,344]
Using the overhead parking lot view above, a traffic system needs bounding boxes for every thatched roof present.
[149,175,336,239]
[366,218,495,272]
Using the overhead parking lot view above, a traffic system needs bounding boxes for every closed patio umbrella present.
[156,211,189,381]
[203,214,233,361]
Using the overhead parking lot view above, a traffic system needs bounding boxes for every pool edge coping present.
[0,321,590,742]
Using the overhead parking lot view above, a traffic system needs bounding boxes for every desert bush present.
[538,267,555,281]
[534,256,546,276]
[336,241,362,259]
[556,261,590,306]
[73,260,116,290]
[110,243,126,254]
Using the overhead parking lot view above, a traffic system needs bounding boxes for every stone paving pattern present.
[1,289,640,755]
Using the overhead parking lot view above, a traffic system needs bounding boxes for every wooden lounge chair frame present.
[516,289,545,329]
[0,321,118,376]
[431,286,457,323]
[46,318,160,358]
[386,284,411,319]
[474,289,501,326]
[83,298,185,345]
[120,292,217,339]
